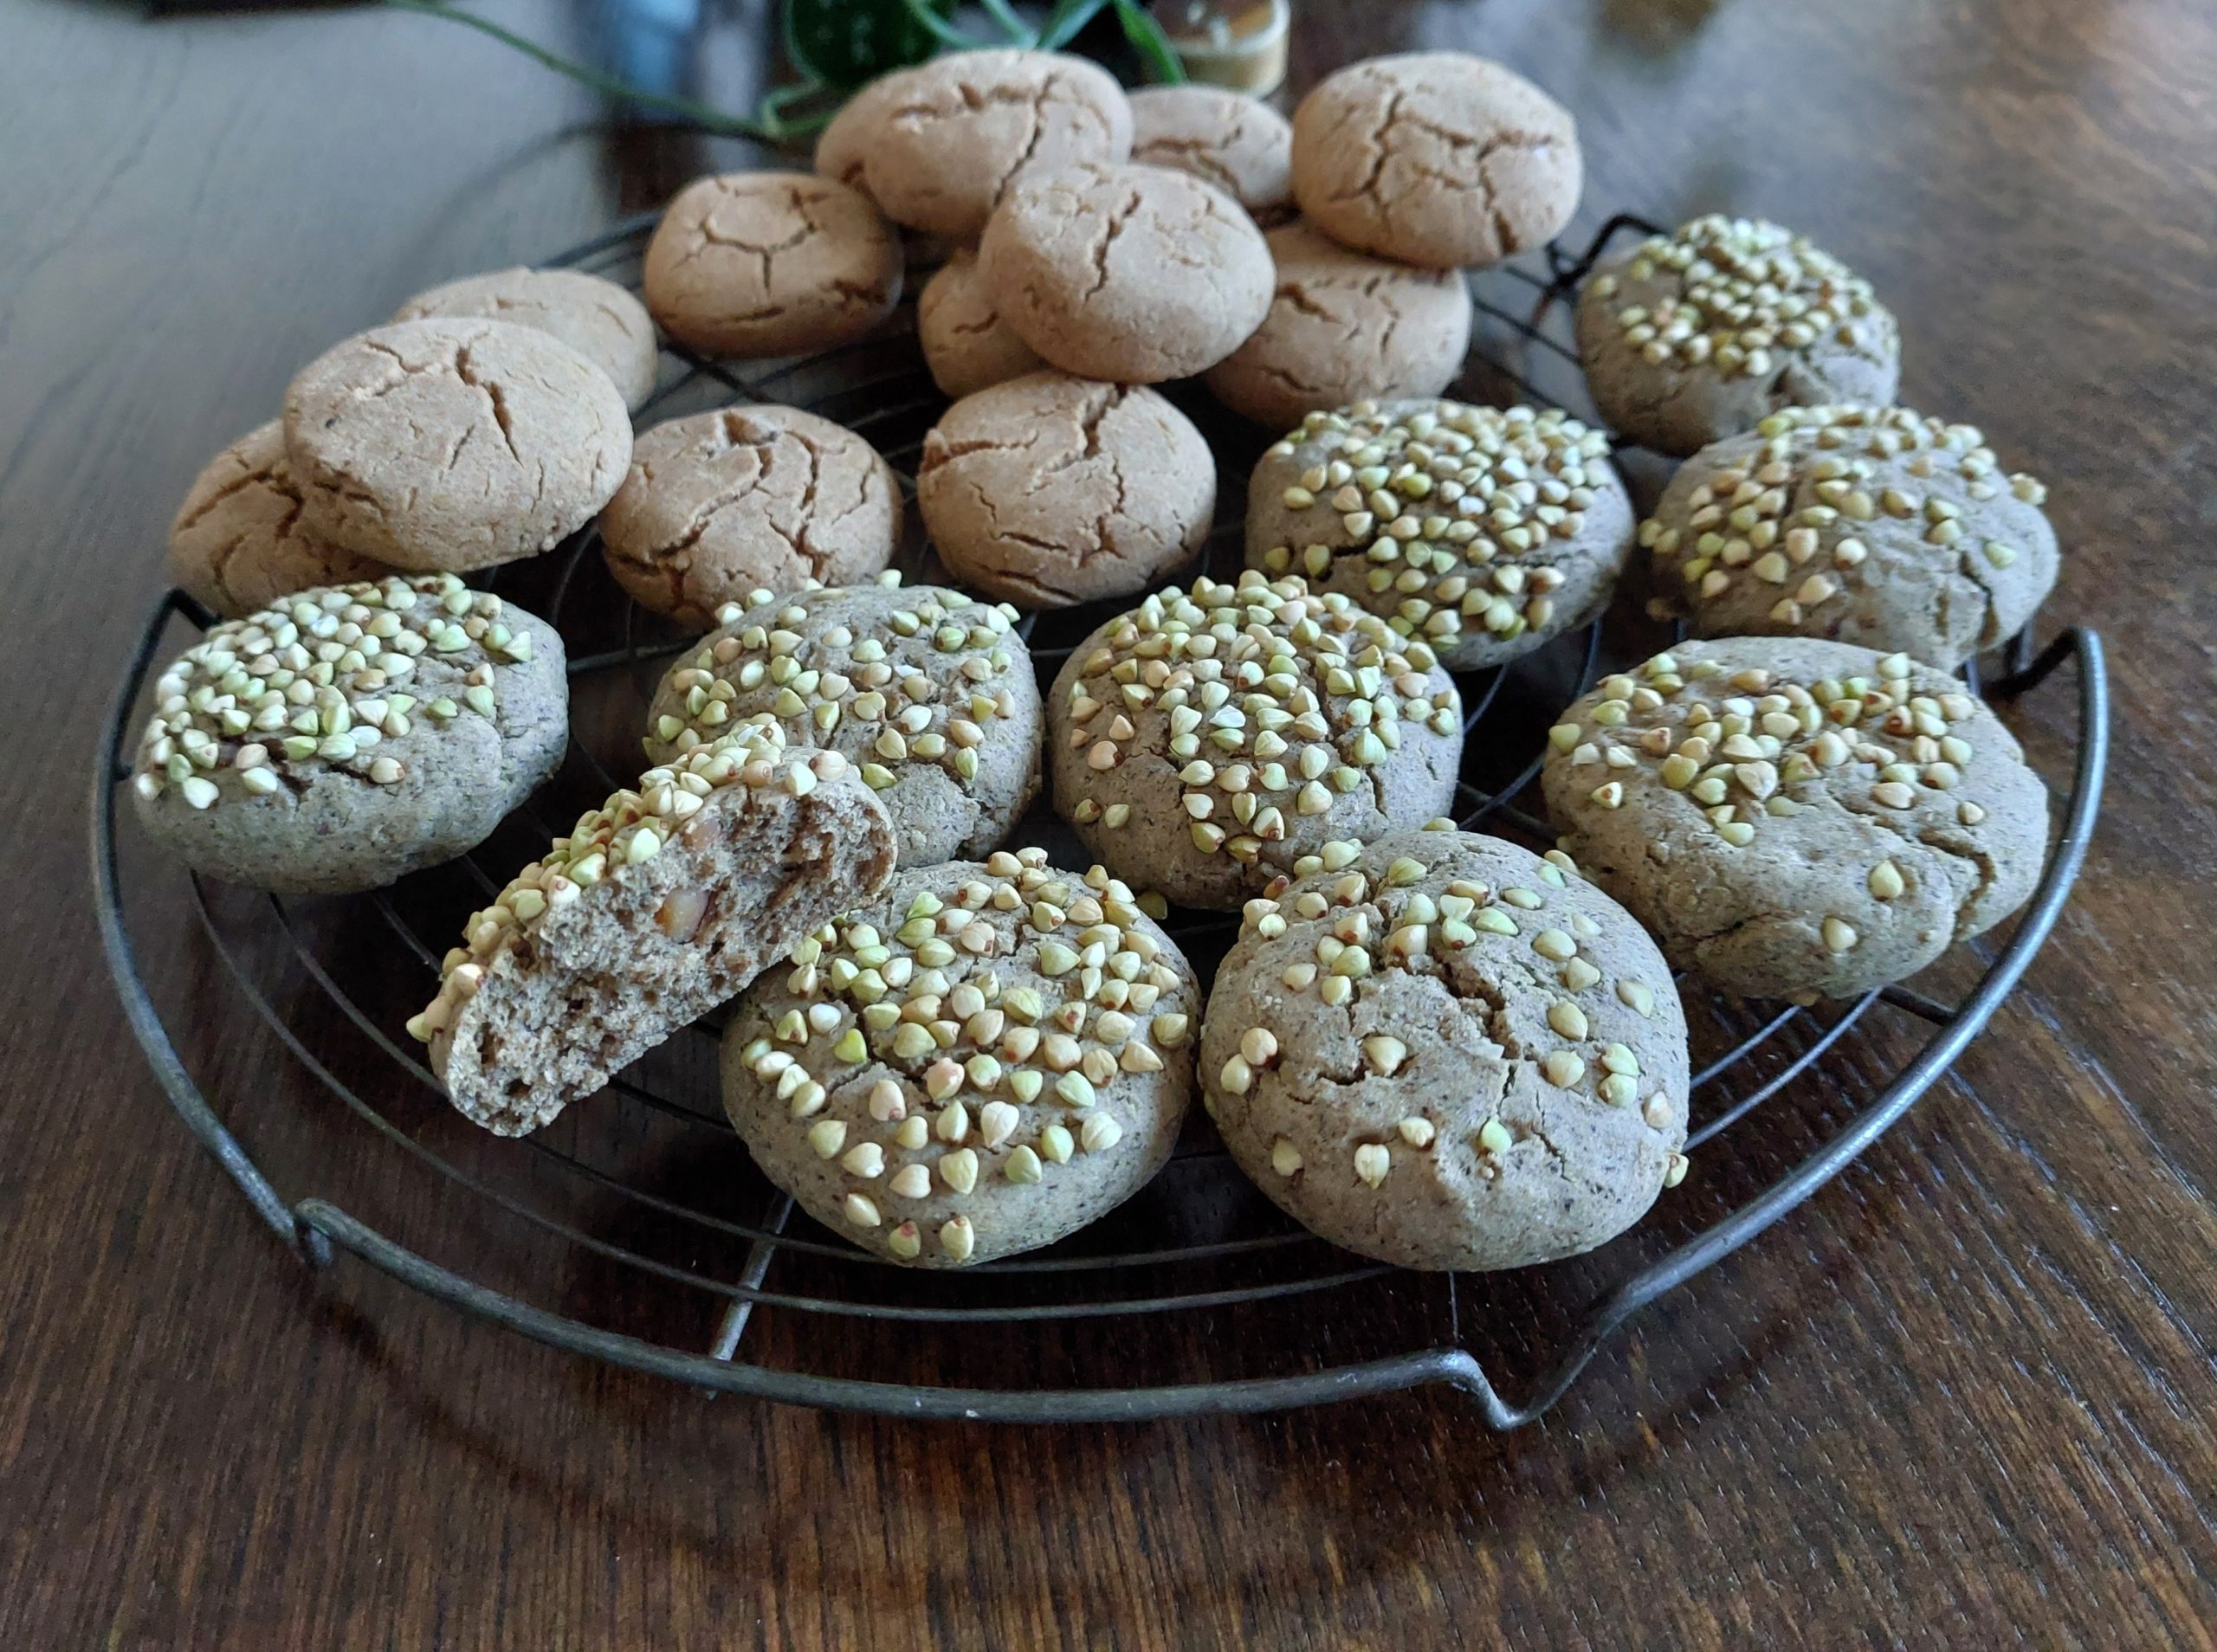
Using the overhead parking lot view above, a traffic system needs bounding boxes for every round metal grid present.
[93,212,2108,1423]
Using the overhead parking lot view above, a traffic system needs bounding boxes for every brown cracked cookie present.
[978,160,1275,383]
[1245,399,1632,672]
[599,406,902,630]
[418,722,897,1136]
[167,421,389,619]
[393,266,662,411]
[721,852,1200,1267]
[1642,404,2058,664]
[1575,216,1901,456]
[642,581,1044,866]
[1289,52,1581,270]
[916,247,1044,398]
[642,172,902,358]
[915,372,1214,609]
[1128,84,1294,224]
[1046,571,1464,911]
[813,48,1134,240]
[1201,829,1690,1270]
[130,574,566,894]
[1542,637,2050,1001]
[283,318,631,573]
[1204,223,1473,429]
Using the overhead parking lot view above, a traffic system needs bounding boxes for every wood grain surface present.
[4,0,2214,1645]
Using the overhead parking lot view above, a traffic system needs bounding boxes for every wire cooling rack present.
[93,213,2107,1423]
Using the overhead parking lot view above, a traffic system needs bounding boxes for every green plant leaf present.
[1110,0,1187,83]
[786,0,960,90]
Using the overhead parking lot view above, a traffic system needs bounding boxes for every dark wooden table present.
[5,0,2214,1643]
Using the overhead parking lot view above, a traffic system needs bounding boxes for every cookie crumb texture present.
[643,172,902,359]
[643,582,1044,867]
[917,373,1215,609]
[167,421,389,619]
[1542,636,2050,1000]
[1643,404,2058,665]
[600,406,902,630]
[1575,216,1900,457]
[1128,85,1295,224]
[394,266,662,412]
[1290,52,1581,270]
[131,575,567,894]
[420,724,896,1136]
[1047,571,1464,911]
[814,48,1134,240]
[1202,830,1690,1271]
[284,318,630,573]
[1246,399,1632,672]
[979,161,1275,383]
[720,853,1200,1267]
[916,248,1044,399]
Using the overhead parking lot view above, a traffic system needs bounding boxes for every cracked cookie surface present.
[168,421,389,618]
[1289,51,1581,270]
[282,317,630,573]
[917,248,1044,398]
[1128,85,1294,224]
[394,266,661,411]
[1201,829,1689,1270]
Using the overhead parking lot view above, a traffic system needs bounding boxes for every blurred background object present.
[1156,0,1289,92]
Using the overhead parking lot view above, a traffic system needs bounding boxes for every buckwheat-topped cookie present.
[1128,84,1294,223]
[1642,404,2059,664]
[1245,399,1632,672]
[167,421,389,619]
[419,721,896,1136]
[916,247,1044,398]
[1202,829,1690,1270]
[1576,216,1900,456]
[131,575,566,894]
[1542,637,2050,1000]
[642,581,1043,866]
[721,852,1200,1267]
[393,266,662,410]
[1047,571,1464,911]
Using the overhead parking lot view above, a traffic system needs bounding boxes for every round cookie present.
[1289,52,1581,270]
[1128,85,1294,224]
[916,248,1044,398]
[1576,216,1901,457]
[1047,571,1465,911]
[393,266,661,411]
[641,582,1044,866]
[600,406,902,630]
[1542,637,2051,1001]
[1204,223,1473,429]
[167,421,389,619]
[130,574,567,895]
[642,172,902,359]
[915,372,1214,609]
[1642,403,2058,664]
[978,161,1274,383]
[1201,829,1690,1270]
[720,851,1202,1267]
[813,48,1134,240]
[283,318,630,572]
[1246,399,1632,672]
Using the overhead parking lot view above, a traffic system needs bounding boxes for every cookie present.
[1245,399,1632,672]
[1542,637,2051,1001]
[1289,52,1581,270]
[1203,223,1473,429]
[1046,571,1464,911]
[915,372,1214,609]
[392,266,661,411]
[814,48,1134,240]
[642,582,1044,866]
[1201,829,1690,1270]
[916,248,1044,399]
[1128,85,1294,223]
[599,406,902,630]
[417,722,896,1136]
[642,172,902,359]
[979,161,1275,383]
[167,421,389,619]
[1641,404,2058,664]
[130,575,566,895]
[1575,216,1901,457]
[720,852,1200,1267]
[283,318,630,573]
